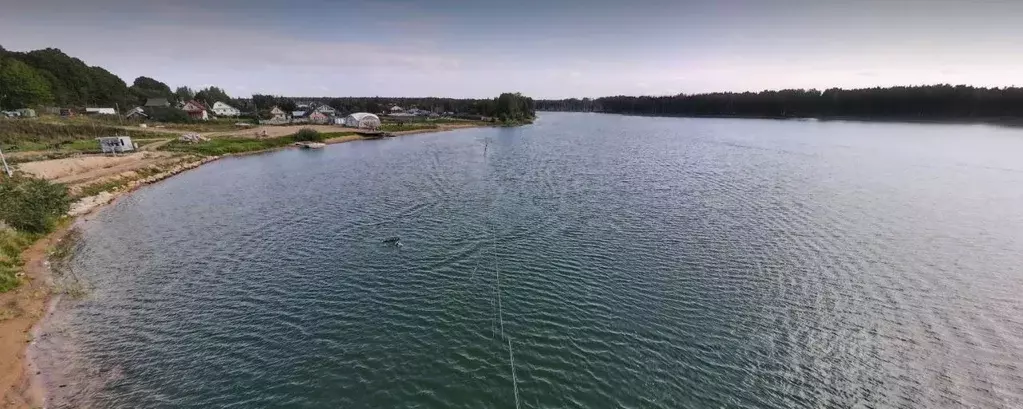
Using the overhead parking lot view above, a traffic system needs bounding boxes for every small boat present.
[382,236,401,243]
[299,142,326,149]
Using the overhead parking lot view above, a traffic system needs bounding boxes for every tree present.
[193,86,230,105]
[128,76,173,105]
[174,86,194,102]
[0,58,53,109]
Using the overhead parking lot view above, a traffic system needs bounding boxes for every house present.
[269,106,287,120]
[344,112,381,129]
[97,136,135,153]
[309,111,330,124]
[145,98,170,108]
[315,105,336,115]
[390,105,405,113]
[125,107,148,120]
[212,101,240,117]
[182,100,209,120]
[291,111,310,123]
[85,107,117,115]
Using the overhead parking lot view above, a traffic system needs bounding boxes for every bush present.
[294,128,323,142]
[146,106,192,123]
[0,174,71,234]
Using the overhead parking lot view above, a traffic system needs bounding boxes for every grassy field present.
[379,122,439,132]
[0,118,173,151]
[161,131,358,156]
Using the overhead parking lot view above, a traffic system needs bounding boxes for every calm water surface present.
[41,113,1023,408]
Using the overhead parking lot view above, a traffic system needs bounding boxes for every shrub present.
[0,174,71,234]
[146,106,192,123]
[294,128,323,142]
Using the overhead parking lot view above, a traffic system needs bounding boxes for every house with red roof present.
[182,100,209,121]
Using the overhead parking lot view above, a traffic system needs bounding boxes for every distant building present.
[85,107,117,115]
[97,136,135,153]
[125,107,148,120]
[269,106,288,120]
[390,105,405,113]
[212,101,240,117]
[182,100,209,120]
[145,98,170,108]
[344,112,381,129]
[290,111,310,123]
[315,105,336,115]
[309,111,330,124]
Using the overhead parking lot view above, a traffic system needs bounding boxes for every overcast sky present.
[2,0,1021,98]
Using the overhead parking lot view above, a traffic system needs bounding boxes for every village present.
[0,95,492,215]
[1,97,455,129]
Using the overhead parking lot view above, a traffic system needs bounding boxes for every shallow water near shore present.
[38,112,1023,408]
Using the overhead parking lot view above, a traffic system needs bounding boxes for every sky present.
[1,0,1022,99]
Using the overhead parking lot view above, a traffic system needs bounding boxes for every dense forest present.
[537,86,1023,120]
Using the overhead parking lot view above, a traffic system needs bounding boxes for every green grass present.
[0,228,38,292]
[161,136,299,156]
[0,118,174,151]
[379,122,439,132]
[161,132,358,156]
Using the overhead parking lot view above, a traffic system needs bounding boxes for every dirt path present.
[139,139,173,151]
[0,224,73,409]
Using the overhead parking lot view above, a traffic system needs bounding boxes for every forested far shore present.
[0,45,534,123]
[536,85,1023,120]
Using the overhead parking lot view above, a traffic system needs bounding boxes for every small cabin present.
[98,136,136,154]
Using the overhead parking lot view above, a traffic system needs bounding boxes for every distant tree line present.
[0,45,535,122]
[246,93,534,121]
[537,86,1023,120]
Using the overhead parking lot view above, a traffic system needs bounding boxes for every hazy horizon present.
[3,0,1021,99]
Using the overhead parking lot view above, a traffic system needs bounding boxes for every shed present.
[344,112,381,129]
[98,136,136,153]
[125,107,148,119]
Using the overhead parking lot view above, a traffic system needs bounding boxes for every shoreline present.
[1,123,486,409]
[538,110,1023,128]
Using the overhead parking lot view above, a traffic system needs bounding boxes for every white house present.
[85,107,117,115]
[269,106,288,120]
[97,136,135,153]
[344,112,381,129]
[389,105,405,113]
[315,105,336,115]
[212,101,241,117]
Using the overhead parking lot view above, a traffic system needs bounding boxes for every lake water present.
[40,113,1023,408]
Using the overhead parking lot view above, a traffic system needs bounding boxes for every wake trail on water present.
[481,139,523,408]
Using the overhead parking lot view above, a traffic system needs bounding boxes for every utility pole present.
[0,146,12,177]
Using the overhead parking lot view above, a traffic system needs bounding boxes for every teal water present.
[40,113,1023,408]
